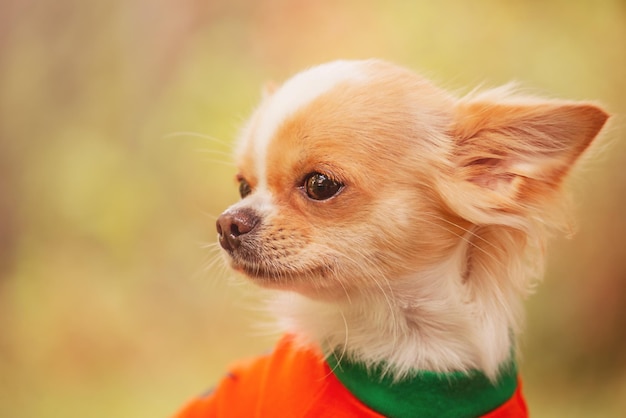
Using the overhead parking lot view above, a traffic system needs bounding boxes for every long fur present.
[218,59,609,382]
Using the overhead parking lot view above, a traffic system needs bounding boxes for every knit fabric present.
[173,334,528,418]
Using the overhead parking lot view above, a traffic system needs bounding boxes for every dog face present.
[216,60,467,298]
[216,60,608,301]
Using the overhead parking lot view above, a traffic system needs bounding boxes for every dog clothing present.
[174,334,528,418]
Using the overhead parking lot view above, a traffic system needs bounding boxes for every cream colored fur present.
[218,59,609,381]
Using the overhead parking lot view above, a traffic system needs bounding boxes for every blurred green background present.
[1,1,625,417]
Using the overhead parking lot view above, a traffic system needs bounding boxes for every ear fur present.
[262,80,279,99]
[451,98,609,206]
[437,96,609,349]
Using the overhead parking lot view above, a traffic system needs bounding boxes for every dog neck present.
[270,232,526,380]
[326,349,518,417]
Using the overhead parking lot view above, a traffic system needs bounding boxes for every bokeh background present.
[1,1,625,417]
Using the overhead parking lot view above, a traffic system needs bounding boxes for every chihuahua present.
[176,60,608,418]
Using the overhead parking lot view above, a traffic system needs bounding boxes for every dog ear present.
[451,99,608,202]
[262,80,279,99]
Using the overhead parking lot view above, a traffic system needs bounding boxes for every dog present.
[175,59,608,417]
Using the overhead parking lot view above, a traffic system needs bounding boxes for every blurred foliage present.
[0,0,625,417]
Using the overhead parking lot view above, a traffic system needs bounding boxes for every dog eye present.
[304,172,343,201]
[239,179,252,198]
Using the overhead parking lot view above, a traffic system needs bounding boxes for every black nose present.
[216,208,260,252]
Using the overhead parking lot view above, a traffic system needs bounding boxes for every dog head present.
[216,59,608,302]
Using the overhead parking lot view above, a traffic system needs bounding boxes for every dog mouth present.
[228,254,333,284]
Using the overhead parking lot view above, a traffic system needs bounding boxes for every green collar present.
[326,353,518,418]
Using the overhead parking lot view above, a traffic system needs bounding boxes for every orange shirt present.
[174,335,528,418]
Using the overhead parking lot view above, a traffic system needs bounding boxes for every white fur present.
[226,189,276,219]
[223,59,607,384]
[231,61,370,241]
[269,233,514,380]
[244,61,369,189]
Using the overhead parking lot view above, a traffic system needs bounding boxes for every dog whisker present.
[331,251,401,354]
[324,308,350,379]
[195,148,234,158]
[198,156,236,167]
[162,131,231,147]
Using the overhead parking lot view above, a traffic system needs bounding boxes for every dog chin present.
[230,258,344,296]
[233,262,288,283]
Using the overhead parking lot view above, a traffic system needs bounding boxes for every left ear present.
[261,80,279,100]
[452,99,609,198]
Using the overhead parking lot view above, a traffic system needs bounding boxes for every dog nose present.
[216,208,260,252]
